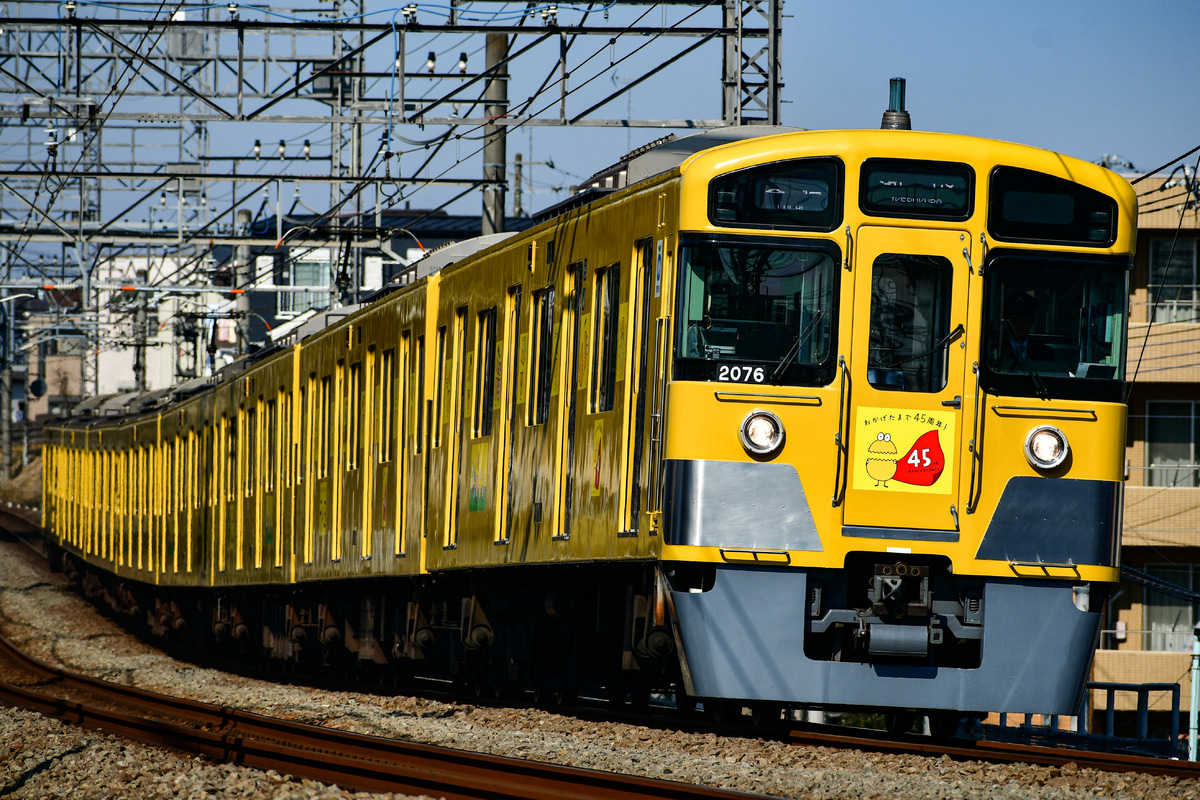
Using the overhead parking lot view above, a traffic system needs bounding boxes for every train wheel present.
[885,710,918,735]
[534,683,574,707]
[751,702,783,729]
[925,710,963,738]
[626,688,650,711]
[709,699,743,725]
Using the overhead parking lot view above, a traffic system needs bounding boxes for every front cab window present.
[981,253,1129,402]
[867,254,954,393]
[675,235,838,386]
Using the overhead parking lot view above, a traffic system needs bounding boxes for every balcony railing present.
[1140,464,1200,487]
[1136,285,1200,323]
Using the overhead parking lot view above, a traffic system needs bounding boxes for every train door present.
[444,308,468,549]
[841,227,972,535]
[555,263,583,538]
[646,237,672,521]
[496,287,521,543]
[371,343,399,556]
[621,239,654,535]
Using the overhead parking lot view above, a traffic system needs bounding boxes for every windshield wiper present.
[884,323,965,369]
[771,309,826,381]
[1002,318,1050,400]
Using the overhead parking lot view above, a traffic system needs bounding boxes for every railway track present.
[787,723,1200,780]
[1,514,1196,791]
[0,629,765,800]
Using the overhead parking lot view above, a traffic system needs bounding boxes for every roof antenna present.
[881,77,911,130]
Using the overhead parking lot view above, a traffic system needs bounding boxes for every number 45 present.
[907,448,931,468]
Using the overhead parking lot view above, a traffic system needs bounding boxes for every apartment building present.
[1092,172,1200,736]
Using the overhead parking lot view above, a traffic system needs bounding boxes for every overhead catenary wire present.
[12,0,731,369]
[6,0,188,284]
[1131,143,1200,186]
[387,0,717,208]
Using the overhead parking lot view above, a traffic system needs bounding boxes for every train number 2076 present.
[717,365,766,383]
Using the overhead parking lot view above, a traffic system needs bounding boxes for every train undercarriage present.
[54,547,1093,736]
[59,553,683,708]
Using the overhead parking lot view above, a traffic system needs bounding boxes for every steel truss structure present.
[0,0,784,392]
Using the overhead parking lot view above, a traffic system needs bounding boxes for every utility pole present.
[133,267,147,392]
[235,208,252,354]
[481,32,508,236]
[513,153,523,218]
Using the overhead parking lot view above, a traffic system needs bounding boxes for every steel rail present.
[0,630,763,800]
[788,724,1200,780]
[5,523,1195,783]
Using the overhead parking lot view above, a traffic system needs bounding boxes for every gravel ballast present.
[0,537,1196,800]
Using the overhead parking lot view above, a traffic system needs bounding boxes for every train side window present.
[866,254,953,393]
[590,264,621,413]
[348,360,363,470]
[319,375,332,477]
[454,307,470,435]
[434,326,447,446]
[265,399,276,492]
[299,378,311,484]
[529,286,555,425]
[245,405,256,496]
[226,414,237,501]
[414,334,425,454]
[474,307,498,437]
[380,346,397,463]
[280,390,291,489]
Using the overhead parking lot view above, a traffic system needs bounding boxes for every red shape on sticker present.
[892,430,945,486]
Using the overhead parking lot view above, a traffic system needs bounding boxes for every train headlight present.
[1025,425,1068,470]
[740,410,784,456]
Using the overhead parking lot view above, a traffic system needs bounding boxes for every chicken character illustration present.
[866,431,899,487]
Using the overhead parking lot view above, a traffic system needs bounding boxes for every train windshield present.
[674,236,837,385]
[981,252,1129,401]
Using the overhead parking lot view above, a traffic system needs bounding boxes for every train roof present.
[532,125,802,223]
[408,232,520,281]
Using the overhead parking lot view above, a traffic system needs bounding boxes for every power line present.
[1130,143,1200,185]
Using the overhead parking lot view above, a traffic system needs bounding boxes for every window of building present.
[280,251,331,318]
[1146,400,1200,487]
[1143,563,1200,652]
[1149,238,1200,323]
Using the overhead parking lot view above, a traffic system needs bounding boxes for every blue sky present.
[783,1,1198,173]
[505,0,1200,211]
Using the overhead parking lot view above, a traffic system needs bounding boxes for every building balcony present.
[1124,484,1200,548]
[1090,649,1191,713]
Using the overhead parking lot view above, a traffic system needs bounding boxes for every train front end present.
[658,129,1136,717]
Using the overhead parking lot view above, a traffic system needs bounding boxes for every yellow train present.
[42,124,1136,725]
